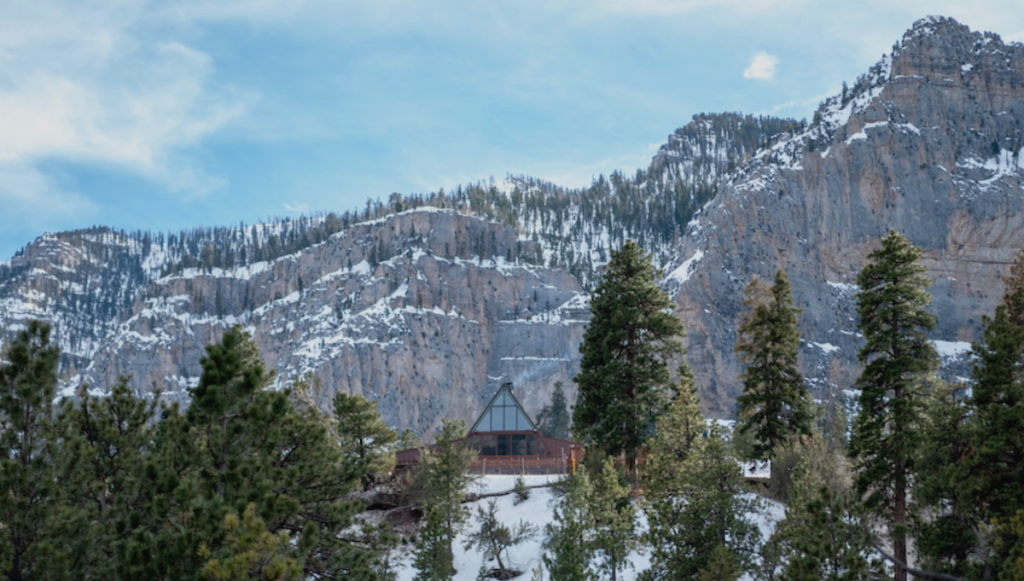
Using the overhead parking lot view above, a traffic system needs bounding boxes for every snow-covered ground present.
[393,474,784,581]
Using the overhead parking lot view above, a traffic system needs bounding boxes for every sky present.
[1,1,1023,259]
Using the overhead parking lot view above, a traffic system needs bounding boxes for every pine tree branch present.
[863,525,987,581]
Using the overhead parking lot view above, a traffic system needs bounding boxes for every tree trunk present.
[218,414,227,498]
[894,383,907,581]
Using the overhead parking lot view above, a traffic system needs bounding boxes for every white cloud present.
[283,202,310,213]
[743,52,778,80]
[0,0,245,206]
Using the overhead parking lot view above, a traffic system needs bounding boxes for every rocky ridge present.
[670,16,1024,414]
[69,210,589,434]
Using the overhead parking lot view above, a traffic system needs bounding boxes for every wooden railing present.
[470,455,571,475]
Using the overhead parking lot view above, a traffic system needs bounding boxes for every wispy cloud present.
[0,1,245,200]
[283,202,310,213]
[743,52,778,80]
[0,162,98,232]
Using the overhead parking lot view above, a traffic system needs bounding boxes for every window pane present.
[516,409,532,431]
[505,407,517,430]
[512,435,527,455]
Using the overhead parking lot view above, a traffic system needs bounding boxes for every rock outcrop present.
[0,229,155,373]
[670,16,1024,414]
[72,210,588,434]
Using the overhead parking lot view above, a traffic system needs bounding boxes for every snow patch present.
[826,281,859,294]
[811,342,840,355]
[933,340,972,360]
[667,249,704,284]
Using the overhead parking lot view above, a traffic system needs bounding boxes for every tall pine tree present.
[734,269,812,464]
[0,321,68,581]
[414,419,474,581]
[537,382,571,440]
[963,248,1024,576]
[573,239,684,474]
[544,472,596,581]
[334,391,398,491]
[849,231,937,581]
[644,370,761,581]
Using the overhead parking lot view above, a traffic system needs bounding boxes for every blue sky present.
[2,0,1023,259]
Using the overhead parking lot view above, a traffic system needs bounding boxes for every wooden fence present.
[470,455,572,475]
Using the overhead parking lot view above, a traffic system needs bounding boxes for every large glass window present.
[468,433,549,457]
[471,386,536,433]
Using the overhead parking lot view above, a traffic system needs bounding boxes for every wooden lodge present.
[395,382,583,474]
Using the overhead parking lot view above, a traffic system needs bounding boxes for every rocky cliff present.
[0,229,156,373]
[670,16,1024,414]
[69,210,589,434]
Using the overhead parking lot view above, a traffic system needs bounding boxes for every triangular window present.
[470,383,537,433]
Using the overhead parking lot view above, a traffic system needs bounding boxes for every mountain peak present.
[894,16,1022,82]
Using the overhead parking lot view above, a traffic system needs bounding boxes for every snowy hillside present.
[391,475,785,581]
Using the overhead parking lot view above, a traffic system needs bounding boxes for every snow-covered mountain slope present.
[71,210,589,435]
[670,16,1024,414]
[0,229,157,372]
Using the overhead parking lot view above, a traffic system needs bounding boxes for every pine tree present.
[413,509,452,581]
[734,269,812,464]
[537,382,571,440]
[414,419,474,580]
[463,500,537,579]
[186,325,286,500]
[697,545,742,581]
[644,421,761,581]
[591,458,636,581]
[573,239,684,474]
[643,365,704,495]
[544,472,596,581]
[56,376,161,580]
[334,391,399,490]
[124,328,376,581]
[770,459,885,581]
[969,295,1024,521]
[200,504,302,581]
[963,248,1024,576]
[849,231,938,581]
[912,380,978,578]
[0,321,69,581]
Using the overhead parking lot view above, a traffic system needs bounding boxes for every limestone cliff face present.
[669,16,1024,414]
[0,230,154,373]
[73,210,588,434]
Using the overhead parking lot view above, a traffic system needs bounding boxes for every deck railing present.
[470,455,571,475]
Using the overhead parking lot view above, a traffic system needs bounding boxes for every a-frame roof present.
[470,383,537,433]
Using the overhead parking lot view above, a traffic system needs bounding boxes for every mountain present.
[0,112,798,428]
[65,211,590,434]
[670,15,1024,414]
[3,15,1021,429]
